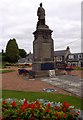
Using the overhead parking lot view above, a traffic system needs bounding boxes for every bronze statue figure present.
[37,3,45,27]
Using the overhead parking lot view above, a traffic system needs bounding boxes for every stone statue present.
[37,3,45,27]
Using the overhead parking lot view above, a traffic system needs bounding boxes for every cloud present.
[0,0,81,53]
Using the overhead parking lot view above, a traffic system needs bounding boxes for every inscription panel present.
[42,43,51,58]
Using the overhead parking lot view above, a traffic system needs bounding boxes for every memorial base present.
[32,61,54,78]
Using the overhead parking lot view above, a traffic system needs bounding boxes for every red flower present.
[54,112,58,117]
[35,100,39,105]
[63,102,70,109]
[2,108,5,111]
[29,117,35,120]
[69,112,73,115]
[70,108,73,110]
[46,109,50,113]
[63,107,66,112]
[16,118,20,120]
[37,104,41,109]
[2,100,6,105]
[21,105,25,111]
[12,101,16,107]
[55,106,60,110]
[47,103,51,108]
[21,100,29,110]
[63,113,67,118]
[24,99,27,104]
[29,103,35,110]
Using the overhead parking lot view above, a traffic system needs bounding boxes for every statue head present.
[40,3,42,7]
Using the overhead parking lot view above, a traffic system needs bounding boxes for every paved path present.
[1,66,83,97]
[1,68,70,95]
[40,75,83,97]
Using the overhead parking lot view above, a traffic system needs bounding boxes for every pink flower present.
[76,110,80,116]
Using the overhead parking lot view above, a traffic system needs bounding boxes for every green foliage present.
[2,98,81,120]
[19,49,27,58]
[6,38,19,63]
[2,53,7,62]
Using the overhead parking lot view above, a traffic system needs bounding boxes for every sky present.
[0,0,81,53]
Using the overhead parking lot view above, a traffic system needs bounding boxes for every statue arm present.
[37,7,40,16]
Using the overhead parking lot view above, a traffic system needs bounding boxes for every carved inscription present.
[42,43,51,58]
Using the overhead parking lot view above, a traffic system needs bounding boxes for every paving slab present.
[40,75,82,97]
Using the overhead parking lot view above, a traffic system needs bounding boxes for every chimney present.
[66,46,70,51]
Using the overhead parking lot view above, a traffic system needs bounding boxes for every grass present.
[2,90,83,110]
[73,67,83,70]
[0,70,15,73]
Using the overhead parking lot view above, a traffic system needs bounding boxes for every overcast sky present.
[0,0,81,53]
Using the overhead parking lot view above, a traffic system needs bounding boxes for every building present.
[18,52,33,64]
[54,46,71,68]
[67,53,83,67]
[18,47,83,68]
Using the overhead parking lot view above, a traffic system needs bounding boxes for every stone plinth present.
[32,25,54,77]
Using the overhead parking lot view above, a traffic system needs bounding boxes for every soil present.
[1,66,71,95]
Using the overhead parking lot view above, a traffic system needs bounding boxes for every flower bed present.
[1,98,81,120]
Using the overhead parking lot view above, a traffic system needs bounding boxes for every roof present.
[26,53,33,59]
[54,50,67,56]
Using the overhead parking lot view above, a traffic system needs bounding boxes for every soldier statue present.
[37,3,45,27]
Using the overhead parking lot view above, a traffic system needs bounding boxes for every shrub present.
[1,98,81,120]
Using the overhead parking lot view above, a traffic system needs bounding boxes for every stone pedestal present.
[32,25,54,77]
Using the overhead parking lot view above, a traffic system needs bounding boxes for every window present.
[56,56,62,61]
[69,55,74,59]
[78,54,82,59]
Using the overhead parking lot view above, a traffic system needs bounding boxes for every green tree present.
[6,38,19,63]
[19,49,27,58]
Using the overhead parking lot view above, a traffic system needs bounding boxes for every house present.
[18,52,33,64]
[18,47,83,68]
[18,47,71,68]
[67,53,83,67]
[54,46,71,68]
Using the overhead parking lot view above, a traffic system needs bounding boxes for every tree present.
[6,38,19,63]
[19,49,27,58]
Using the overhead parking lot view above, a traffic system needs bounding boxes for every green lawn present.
[2,90,83,110]
[0,69,15,73]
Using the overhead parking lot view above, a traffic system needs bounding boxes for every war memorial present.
[32,3,55,77]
